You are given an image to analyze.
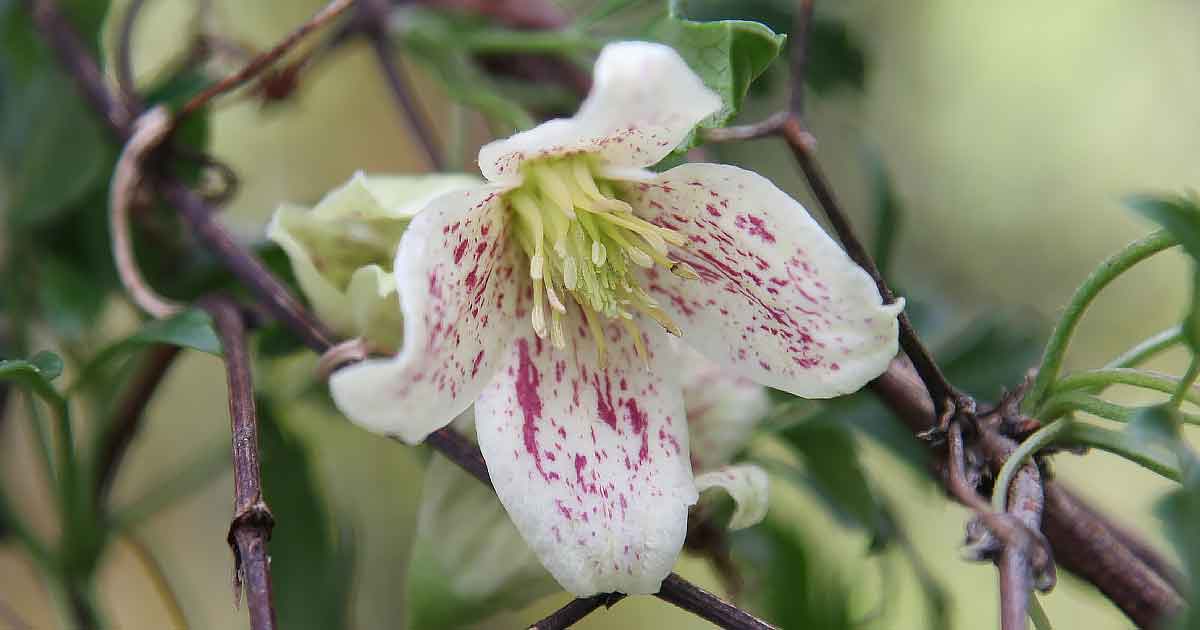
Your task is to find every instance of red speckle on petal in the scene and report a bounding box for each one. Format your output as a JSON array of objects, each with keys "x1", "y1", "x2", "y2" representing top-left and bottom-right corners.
[
  {"x1": 516, "y1": 339, "x2": 554, "y2": 481},
  {"x1": 734, "y1": 214, "x2": 776, "y2": 243}
]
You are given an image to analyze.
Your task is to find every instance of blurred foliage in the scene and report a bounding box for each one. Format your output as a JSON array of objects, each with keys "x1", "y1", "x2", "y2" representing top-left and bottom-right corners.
[
  {"x1": 732, "y1": 518, "x2": 854, "y2": 630},
  {"x1": 257, "y1": 398, "x2": 355, "y2": 630}
]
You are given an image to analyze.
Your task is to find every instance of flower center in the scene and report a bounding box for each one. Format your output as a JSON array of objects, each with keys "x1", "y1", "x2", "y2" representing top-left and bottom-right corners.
[{"x1": 505, "y1": 155, "x2": 697, "y2": 365}]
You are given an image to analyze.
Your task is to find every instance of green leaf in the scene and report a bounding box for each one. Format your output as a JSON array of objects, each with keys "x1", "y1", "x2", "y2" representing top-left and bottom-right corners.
[
  {"x1": 0, "y1": 354, "x2": 68, "y2": 412},
  {"x1": 405, "y1": 453, "x2": 558, "y2": 630},
  {"x1": 257, "y1": 398, "x2": 354, "y2": 630},
  {"x1": 936, "y1": 313, "x2": 1045, "y2": 399},
  {"x1": 1157, "y1": 478, "x2": 1200, "y2": 629},
  {"x1": 1188, "y1": 270, "x2": 1200, "y2": 355},
  {"x1": 1, "y1": 0, "x2": 114, "y2": 228},
  {"x1": 779, "y1": 421, "x2": 894, "y2": 547},
  {"x1": 653, "y1": 0, "x2": 786, "y2": 145},
  {"x1": 119, "y1": 309, "x2": 222, "y2": 356},
  {"x1": 732, "y1": 518, "x2": 854, "y2": 630},
  {"x1": 37, "y1": 256, "x2": 109, "y2": 342},
  {"x1": 1128, "y1": 195, "x2": 1200, "y2": 261},
  {"x1": 1, "y1": 59, "x2": 111, "y2": 228},
  {"x1": 396, "y1": 8, "x2": 536, "y2": 133},
  {"x1": 1127, "y1": 195, "x2": 1200, "y2": 353},
  {"x1": 865, "y1": 149, "x2": 901, "y2": 280},
  {"x1": 805, "y1": 17, "x2": 866, "y2": 94},
  {"x1": 72, "y1": 310, "x2": 221, "y2": 391},
  {"x1": 1128, "y1": 404, "x2": 1186, "y2": 455}
]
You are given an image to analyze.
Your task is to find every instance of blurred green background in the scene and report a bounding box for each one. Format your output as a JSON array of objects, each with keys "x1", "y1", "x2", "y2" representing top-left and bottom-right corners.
[{"x1": 2, "y1": 0, "x2": 1197, "y2": 628}]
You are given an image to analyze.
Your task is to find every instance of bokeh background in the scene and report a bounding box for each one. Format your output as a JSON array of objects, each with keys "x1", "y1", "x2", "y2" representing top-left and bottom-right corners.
[{"x1": 2, "y1": 0, "x2": 1197, "y2": 628}]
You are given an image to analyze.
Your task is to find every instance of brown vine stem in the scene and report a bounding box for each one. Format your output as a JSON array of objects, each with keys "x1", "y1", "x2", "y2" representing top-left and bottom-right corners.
[
  {"x1": 655, "y1": 574, "x2": 777, "y2": 630},
  {"x1": 789, "y1": 0, "x2": 814, "y2": 117},
  {"x1": 876, "y1": 359, "x2": 1183, "y2": 627},
  {"x1": 203, "y1": 296, "x2": 277, "y2": 630},
  {"x1": 529, "y1": 593, "x2": 624, "y2": 630},
  {"x1": 700, "y1": 2, "x2": 963, "y2": 423},
  {"x1": 534, "y1": 572, "x2": 778, "y2": 630},
  {"x1": 174, "y1": 0, "x2": 354, "y2": 122}
]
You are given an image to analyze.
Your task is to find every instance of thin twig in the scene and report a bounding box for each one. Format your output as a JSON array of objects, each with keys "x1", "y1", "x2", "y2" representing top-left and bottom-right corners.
[
  {"x1": 357, "y1": 0, "x2": 444, "y2": 170},
  {"x1": 779, "y1": 117, "x2": 960, "y2": 418},
  {"x1": 529, "y1": 594, "x2": 624, "y2": 630},
  {"x1": 788, "y1": 0, "x2": 814, "y2": 117},
  {"x1": 654, "y1": 574, "x2": 778, "y2": 630},
  {"x1": 700, "y1": 111, "x2": 791, "y2": 143},
  {"x1": 114, "y1": 0, "x2": 148, "y2": 105},
  {"x1": 159, "y1": 178, "x2": 336, "y2": 352},
  {"x1": 203, "y1": 296, "x2": 277, "y2": 630},
  {"x1": 175, "y1": 0, "x2": 354, "y2": 122},
  {"x1": 701, "y1": 2, "x2": 963, "y2": 420},
  {"x1": 94, "y1": 344, "x2": 182, "y2": 504},
  {"x1": 27, "y1": 0, "x2": 131, "y2": 130}
]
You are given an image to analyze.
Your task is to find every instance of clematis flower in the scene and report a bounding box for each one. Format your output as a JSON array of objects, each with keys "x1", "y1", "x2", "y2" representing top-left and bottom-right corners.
[
  {"x1": 406, "y1": 350, "x2": 771, "y2": 629},
  {"x1": 330, "y1": 41, "x2": 902, "y2": 596},
  {"x1": 268, "y1": 172, "x2": 479, "y2": 351}
]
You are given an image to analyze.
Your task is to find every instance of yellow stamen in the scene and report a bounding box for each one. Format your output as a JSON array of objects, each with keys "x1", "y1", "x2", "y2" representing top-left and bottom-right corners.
[{"x1": 507, "y1": 154, "x2": 700, "y2": 362}]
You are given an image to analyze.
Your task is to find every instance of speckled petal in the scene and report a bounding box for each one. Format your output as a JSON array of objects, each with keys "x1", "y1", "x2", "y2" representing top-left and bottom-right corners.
[
  {"x1": 478, "y1": 41, "x2": 721, "y2": 184},
  {"x1": 627, "y1": 163, "x2": 902, "y2": 398},
  {"x1": 694, "y1": 464, "x2": 769, "y2": 530},
  {"x1": 330, "y1": 186, "x2": 524, "y2": 443},
  {"x1": 680, "y1": 347, "x2": 772, "y2": 472},
  {"x1": 474, "y1": 315, "x2": 697, "y2": 596}
]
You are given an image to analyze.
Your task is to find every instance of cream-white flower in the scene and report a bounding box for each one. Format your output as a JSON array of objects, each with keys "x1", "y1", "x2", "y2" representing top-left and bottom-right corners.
[
  {"x1": 331, "y1": 41, "x2": 901, "y2": 596},
  {"x1": 408, "y1": 354, "x2": 771, "y2": 627},
  {"x1": 268, "y1": 172, "x2": 479, "y2": 350}
]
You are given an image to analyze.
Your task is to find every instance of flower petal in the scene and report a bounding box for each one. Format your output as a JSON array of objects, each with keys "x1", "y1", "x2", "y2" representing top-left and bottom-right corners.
[
  {"x1": 628, "y1": 163, "x2": 902, "y2": 398},
  {"x1": 694, "y1": 464, "x2": 769, "y2": 531},
  {"x1": 329, "y1": 186, "x2": 524, "y2": 443},
  {"x1": 478, "y1": 41, "x2": 721, "y2": 184},
  {"x1": 474, "y1": 318, "x2": 697, "y2": 596},
  {"x1": 680, "y1": 347, "x2": 772, "y2": 472},
  {"x1": 267, "y1": 172, "x2": 481, "y2": 344},
  {"x1": 406, "y1": 449, "x2": 559, "y2": 629},
  {"x1": 343, "y1": 264, "x2": 402, "y2": 351}
]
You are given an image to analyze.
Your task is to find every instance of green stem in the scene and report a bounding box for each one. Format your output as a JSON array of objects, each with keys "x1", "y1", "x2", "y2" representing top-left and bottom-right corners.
[
  {"x1": 1023, "y1": 230, "x2": 1178, "y2": 413},
  {"x1": 1170, "y1": 356, "x2": 1200, "y2": 409},
  {"x1": 1064, "y1": 422, "x2": 1182, "y2": 482},
  {"x1": 1104, "y1": 325, "x2": 1183, "y2": 370},
  {"x1": 1052, "y1": 368, "x2": 1200, "y2": 405},
  {"x1": 991, "y1": 419, "x2": 1070, "y2": 513},
  {"x1": 26, "y1": 396, "x2": 58, "y2": 488},
  {"x1": 1042, "y1": 391, "x2": 1200, "y2": 425},
  {"x1": 1029, "y1": 596, "x2": 1053, "y2": 630}
]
